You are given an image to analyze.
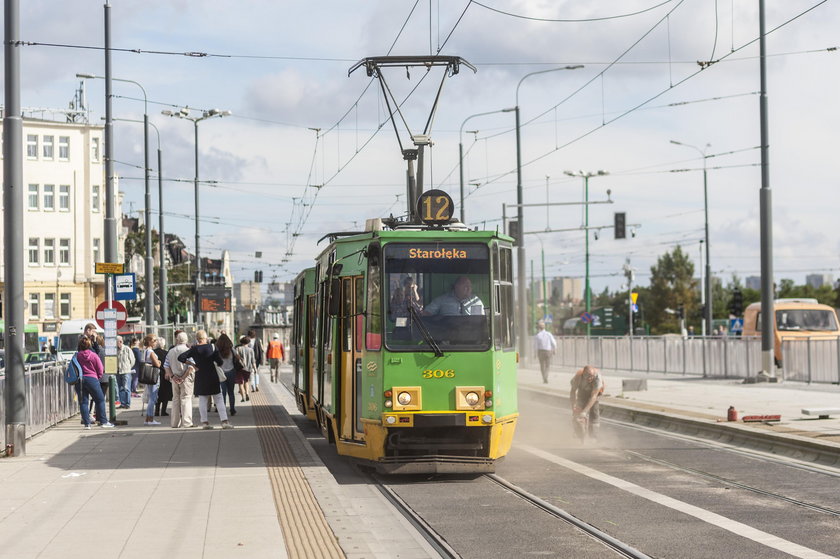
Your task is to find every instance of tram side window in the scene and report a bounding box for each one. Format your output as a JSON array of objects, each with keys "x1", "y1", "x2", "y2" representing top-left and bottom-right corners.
[
  {"x1": 494, "y1": 246, "x2": 514, "y2": 349},
  {"x1": 366, "y1": 258, "x2": 382, "y2": 350},
  {"x1": 342, "y1": 278, "x2": 352, "y2": 352}
]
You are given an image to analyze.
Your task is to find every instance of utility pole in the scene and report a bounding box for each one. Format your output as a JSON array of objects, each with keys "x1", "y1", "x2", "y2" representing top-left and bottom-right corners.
[
  {"x1": 758, "y1": 0, "x2": 775, "y2": 376},
  {"x1": 4, "y1": 0, "x2": 26, "y2": 456}
]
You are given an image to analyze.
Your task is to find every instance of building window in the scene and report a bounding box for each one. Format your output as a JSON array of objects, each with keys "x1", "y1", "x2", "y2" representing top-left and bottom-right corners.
[
  {"x1": 58, "y1": 136, "x2": 70, "y2": 160},
  {"x1": 93, "y1": 238, "x2": 101, "y2": 263},
  {"x1": 92, "y1": 184, "x2": 100, "y2": 212},
  {"x1": 28, "y1": 238, "x2": 39, "y2": 265},
  {"x1": 91, "y1": 137, "x2": 100, "y2": 162},
  {"x1": 27, "y1": 134, "x2": 38, "y2": 159},
  {"x1": 43, "y1": 184, "x2": 55, "y2": 211},
  {"x1": 28, "y1": 184, "x2": 39, "y2": 210},
  {"x1": 44, "y1": 238, "x2": 55, "y2": 265},
  {"x1": 59, "y1": 185, "x2": 70, "y2": 210},
  {"x1": 60, "y1": 293, "x2": 71, "y2": 319},
  {"x1": 42, "y1": 135, "x2": 54, "y2": 159},
  {"x1": 29, "y1": 293, "x2": 40, "y2": 319},
  {"x1": 59, "y1": 239, "x2": 70, "y2": 265},
  {"x1": 44, "y1": 293, "x2": 55, "y2": 320}
]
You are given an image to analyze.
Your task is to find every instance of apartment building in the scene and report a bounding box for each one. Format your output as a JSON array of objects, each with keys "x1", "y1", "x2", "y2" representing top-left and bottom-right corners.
[{"x1": 0, "y1": 116, "x2": 112, "y2": 348}]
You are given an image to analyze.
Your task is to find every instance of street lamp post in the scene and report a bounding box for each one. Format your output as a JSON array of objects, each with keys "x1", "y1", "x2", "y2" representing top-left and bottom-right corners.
[
  {"x1": 111, "y1": 117, "x2": 167, "y2": 326},
  {"x1": 77, "y1": 73, "x2": 156, "y2": 333},
  {"x1": 564, "y1": 170, "x2": 608, "y2": 337},
  {"x1": 671, "y1": 140, "x2": 712, "y2": 337},
  {"x1": 514, "y1": 64, "x2": 583, "y2": 361},
  {"x1": 162, "y1": 108, "x2": 231, "y2": 327},
  {"x1": 459, "y1": 108, "x2": 514, "y2": 223}
]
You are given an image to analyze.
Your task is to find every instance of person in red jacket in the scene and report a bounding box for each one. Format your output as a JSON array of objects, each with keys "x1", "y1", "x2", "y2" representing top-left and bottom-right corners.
[
  {"x1": 75, "y1": 336, "x2": 115, "y2": 429},
  {"x1": 266, "y1": 333, "x2": 285, "y2": 383}
]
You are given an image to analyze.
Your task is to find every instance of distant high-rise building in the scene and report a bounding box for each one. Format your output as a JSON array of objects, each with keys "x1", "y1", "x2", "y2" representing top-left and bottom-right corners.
[
  {"x1": 805, "y1": 274, "x2": 833, "y2": 289},
  {"x1": 550, "y1": 277, "x2": 583, "y2": 305},
  {"x1": 745, "y1": 276, "x2": 761, "y2": 291}
]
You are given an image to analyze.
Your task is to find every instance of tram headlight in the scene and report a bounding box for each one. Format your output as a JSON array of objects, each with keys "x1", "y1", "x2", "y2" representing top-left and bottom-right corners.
[
  {"x1": 384, "y1": 399, "x2": 393, "y2": 408},
  {"x1": 397, "y1": 392, "x2": 412, "y2": 406},
  {"x1": 464, "y1": 391, "x2": 480, "y2": 406},
  {"x1": 484, "y1": 398, "x2": 493, "y2": 407}
]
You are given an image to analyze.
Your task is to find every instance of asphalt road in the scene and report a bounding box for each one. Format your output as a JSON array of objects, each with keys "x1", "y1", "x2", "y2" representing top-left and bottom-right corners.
[{"x1": 286, "y1": 377, "x2": 840, "y2": 558}]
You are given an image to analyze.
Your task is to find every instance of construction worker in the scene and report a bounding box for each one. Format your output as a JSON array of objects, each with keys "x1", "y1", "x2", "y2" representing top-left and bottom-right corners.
[
  {"x1": 266, "y1": 333, "x2": 285, "y2": 383},
  {"x1": 569, "y1": 365, "x2": 605, "y2": 440}
]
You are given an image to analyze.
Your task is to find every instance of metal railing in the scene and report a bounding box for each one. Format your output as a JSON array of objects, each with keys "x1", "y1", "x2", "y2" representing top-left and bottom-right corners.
[
  {"x1": 1, "y1": 362, "x2": 78, "y2": 450},
  {"x1": 553, "y1": 335, "x2": 840, "y2": 384}
]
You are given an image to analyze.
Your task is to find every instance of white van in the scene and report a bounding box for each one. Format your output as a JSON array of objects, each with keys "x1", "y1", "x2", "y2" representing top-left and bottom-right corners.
[{"x1": 57, "y1": 319, "x2": 103, "y2": 360}]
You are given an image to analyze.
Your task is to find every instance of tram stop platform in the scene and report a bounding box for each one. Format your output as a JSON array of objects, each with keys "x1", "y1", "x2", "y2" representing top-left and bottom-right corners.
[{"x1": 2, "y1": 363, "x2": 840, "y2": 559}]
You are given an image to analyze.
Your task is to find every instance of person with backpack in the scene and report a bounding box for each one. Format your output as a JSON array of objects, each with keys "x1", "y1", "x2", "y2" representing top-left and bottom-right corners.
[{"x1": 74, "y1": 336, "x2": 114, "y2": 430}]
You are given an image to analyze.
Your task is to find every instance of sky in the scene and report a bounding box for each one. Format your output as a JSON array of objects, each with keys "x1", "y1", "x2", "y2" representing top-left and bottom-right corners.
[{"x1": 5, "y1": 0, "x2": 840, "y2": 297}]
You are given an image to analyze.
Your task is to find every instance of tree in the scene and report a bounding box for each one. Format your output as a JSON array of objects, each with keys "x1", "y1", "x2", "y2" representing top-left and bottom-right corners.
[{"x1": 647, "y1": 246, "x2": 697, "y2": 334}]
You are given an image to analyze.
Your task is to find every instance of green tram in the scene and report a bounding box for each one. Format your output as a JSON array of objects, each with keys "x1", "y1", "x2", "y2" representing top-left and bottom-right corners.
[{"x1": 292, "y1": 219, "x2": 519, "y2": 474}]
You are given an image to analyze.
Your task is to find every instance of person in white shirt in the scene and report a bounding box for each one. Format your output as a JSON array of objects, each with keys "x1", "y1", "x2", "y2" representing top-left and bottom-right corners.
[{"x1": 533, "y1": 320, "x2": 557, "y2": 384}]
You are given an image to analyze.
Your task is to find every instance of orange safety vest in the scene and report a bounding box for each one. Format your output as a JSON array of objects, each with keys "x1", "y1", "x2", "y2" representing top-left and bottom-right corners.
[{"x1": 267, "y1": 339, "x2": 284, "y2": 360}]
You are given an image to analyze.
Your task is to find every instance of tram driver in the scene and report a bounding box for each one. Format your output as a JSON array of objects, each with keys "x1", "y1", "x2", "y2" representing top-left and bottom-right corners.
[{"x1": 423, "y1": 276, "x2": 484, "y2": 316}]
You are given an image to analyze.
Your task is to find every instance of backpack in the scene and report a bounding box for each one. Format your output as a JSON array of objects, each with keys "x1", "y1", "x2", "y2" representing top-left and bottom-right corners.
[{"x1": 64, "y1": 354, "x2": 83, "y2": 384}]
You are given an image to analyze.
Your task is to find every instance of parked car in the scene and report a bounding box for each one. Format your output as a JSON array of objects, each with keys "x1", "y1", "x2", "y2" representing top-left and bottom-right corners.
[{"x1": 24, "y1": 352, "x2": 57, "y2": 365}]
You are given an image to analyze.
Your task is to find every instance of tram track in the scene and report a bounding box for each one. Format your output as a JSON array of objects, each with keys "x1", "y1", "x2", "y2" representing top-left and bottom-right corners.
[
  {"x1": 624, "y1": 449, "x2": 840, "y2": 518},
  {"x1": 484, "y1": 473, "x2": 652, "y2": 559}
]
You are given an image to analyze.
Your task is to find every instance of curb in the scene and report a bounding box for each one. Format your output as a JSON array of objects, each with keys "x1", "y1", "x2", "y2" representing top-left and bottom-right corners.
[{"x1": 520, "y1": 383, "x2": 840, "y2": 468}]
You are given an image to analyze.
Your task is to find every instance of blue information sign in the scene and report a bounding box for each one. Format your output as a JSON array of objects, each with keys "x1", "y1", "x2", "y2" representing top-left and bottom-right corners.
[{"x1": 113, "y1": 273, "x2": 137, "y2": 301}]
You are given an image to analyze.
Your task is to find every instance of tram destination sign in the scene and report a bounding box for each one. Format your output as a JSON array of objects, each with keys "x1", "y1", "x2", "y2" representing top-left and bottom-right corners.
[
  {"x1": 198, "y1": 286, "x2": 232, "y2": 312},
  {"x1": 386, "y1": 243, "x2": 486, "y2": 260}
]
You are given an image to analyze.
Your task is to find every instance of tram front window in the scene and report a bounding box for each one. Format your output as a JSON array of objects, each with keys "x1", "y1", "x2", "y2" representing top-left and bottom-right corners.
[{"x1": 384, "y1": 243, "x2": 491, "y2": 351}]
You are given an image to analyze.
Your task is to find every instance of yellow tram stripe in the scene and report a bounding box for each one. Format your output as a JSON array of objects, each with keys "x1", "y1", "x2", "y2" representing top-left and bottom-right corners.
[{"x1": 251, "y1": 390, "x2": 345, "y2": 559}]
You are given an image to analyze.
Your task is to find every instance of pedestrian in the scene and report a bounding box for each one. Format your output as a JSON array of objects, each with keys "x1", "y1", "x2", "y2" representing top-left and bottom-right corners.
[
  {"x1": 154, "y1": 336, "x2": 171, "y2": 417},
  {"x1": 215, "y1": 333, "x2": 239, "y2": 416},
  {"x1": 235, "y1": 336, "x2": 256, "y2": 403},
  {"x1": 141, "y1": 335, "x2": 162, "y2": 426},
  {"x1": 248, "y1": 329, "x2": 263, "y2": 392},
  {"x1": 130, "y1": 337, "x2": 142, "y2": 397},
  {"x1": 74, "y1": 336, "x2": 114, "y2": 429},
  {"x1": 164, "y1": 331, "x2": 194, "y2": 428},
  {"x1": 115, "y1": 337, "x2": 134, "y2": 409},
  {"x1": 569, "y1": 365, "x2": 605, "y2": 440},
  {"x1": 177, "y1": 329, "x2": 232, "y2": 429},
  {"x1": 267, "y1": 333, "x2": 285, "y2": 383},
  {"x1": 533, "y1": 320, "x2": 557, "y2": 384}
]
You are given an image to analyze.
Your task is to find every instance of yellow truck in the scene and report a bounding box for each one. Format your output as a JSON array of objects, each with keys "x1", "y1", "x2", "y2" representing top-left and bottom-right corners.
[{"x1": 742, "y1": 298, "x2": 840, "y2": 366}]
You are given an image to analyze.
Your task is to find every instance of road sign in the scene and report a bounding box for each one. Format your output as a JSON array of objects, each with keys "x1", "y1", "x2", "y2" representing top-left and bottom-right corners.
[
  {"x1": 113, "y1": 273, "x2": 137, "y2": 301},
  {"x1": 543, "y1": 313, "x2": 553, "y2": 324},
  {"x1": 580, "y1": 311, "x2": 594, "y2": 324},
  {"x1": 95, "y1": 262, "x2": 124, "y2": 274},
  {"x1": 729, "y1": 318, "x2": 744, "y2": 333},
  {"x1": 631, "y1": 303, "x2": 638, "y2": 313},
  {"x1": 630, "y1": 292, "x2": 638, "y2": 304},
  {"x1": 95, "y1": 300, "x2": 127, "y2": 329}
]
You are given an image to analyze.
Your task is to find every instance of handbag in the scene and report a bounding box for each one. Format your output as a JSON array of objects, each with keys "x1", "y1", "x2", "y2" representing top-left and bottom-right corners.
[
  {"x1": 214, "y1": 363, "x2": 227, "y2": 383},
  {"x1": 139, "y1": 362, "x2": 160, "y2": 385}
]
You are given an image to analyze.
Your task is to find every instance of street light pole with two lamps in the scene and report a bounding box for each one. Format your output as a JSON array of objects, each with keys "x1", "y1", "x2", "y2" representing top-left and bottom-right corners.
[
  {"x1": 161, "y1": 107, "x2": 231, "y2": 327},
  {"x1": 671, "y1": 139, "x2": 712, "y2": 337},
  {"x1": 563, "y1": 169, "x2": 608, "y2": 337}
]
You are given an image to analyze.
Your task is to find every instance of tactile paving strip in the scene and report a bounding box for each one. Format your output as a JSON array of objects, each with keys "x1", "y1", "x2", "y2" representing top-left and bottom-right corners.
[{"x1": 251, "y1": 390, "x2": 346, "y2": 558}]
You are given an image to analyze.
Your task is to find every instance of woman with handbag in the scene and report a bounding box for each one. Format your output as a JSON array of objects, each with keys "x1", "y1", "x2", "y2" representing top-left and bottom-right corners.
[
  {"x1": 75, "y1": 336, "x2": 115, "y2": 429},
  {"x1": 234, "y1": 336, "x2": 256, "y2": 403},
  {"x1": 215, "y1": 333, "x2": 240, "y2": 416},
  {"x1": 177, "y1": 329, "x2": 232, "y2": 429},
  {"x1": 141, "y1": 335, "x2": 163, "y2": 426},
  {"x1": 154, "y1": 336, "x2": 172, "y2": 417}
]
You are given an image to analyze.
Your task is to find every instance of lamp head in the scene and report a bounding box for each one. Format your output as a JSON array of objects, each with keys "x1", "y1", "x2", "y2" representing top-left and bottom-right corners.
[
  {"x1": 161, "y1": 110, "x2": 173, "y2": 116},
  {"x1": 75, "y1": 73, "x2": 96, "y2": 79}
]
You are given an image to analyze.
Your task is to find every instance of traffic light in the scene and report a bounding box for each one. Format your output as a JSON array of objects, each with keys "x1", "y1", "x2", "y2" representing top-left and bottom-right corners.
[
  {"x1": 507, "y1": 220, "x2": 520, "y2": 243},
  {"x1": 730, "y1": 288, "x2": 743, "y2": 316},
  {"x1": 254, "y1": 270, "x2": 263, "y2": 283},
  {"x1": 677, "y1": 304, "x2": 685, "y2": 319},
  {"x1": 614, "y1": 212, "x2": 626, "y2": 239}
]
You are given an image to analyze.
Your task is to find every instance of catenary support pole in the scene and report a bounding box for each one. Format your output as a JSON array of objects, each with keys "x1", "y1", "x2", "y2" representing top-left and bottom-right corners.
[
  {"x1": 3, "y1": 0, "x2": 26, "y2": 456},
  {"x1": 758, "y1": 0, "x2": 775, "y2": 375}
]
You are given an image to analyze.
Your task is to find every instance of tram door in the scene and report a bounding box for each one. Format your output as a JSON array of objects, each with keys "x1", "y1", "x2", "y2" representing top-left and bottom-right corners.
[
  {"x1": 339, "y1": 276, "x2": 365, "y2": 441},
  {"x1": 306, "y1": 294, "x2": 316, "y2": 416}
]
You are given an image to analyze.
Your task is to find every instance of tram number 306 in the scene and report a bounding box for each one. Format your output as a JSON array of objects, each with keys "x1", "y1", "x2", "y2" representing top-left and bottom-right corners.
[{"x1": 422, "y1": 369, "x2": 455, "y2": 379}]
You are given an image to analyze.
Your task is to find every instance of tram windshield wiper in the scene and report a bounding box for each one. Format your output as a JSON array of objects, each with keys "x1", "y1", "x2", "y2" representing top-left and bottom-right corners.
[{"x1": 408, "y1": 304, "x2": 444, "y2": 357}]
